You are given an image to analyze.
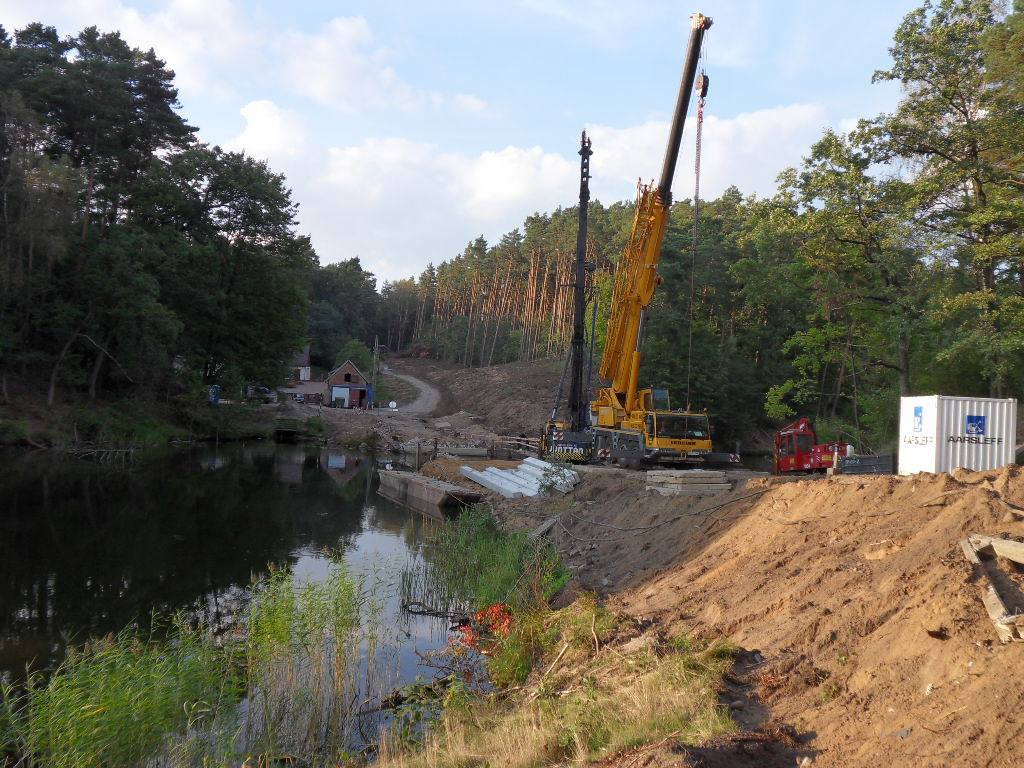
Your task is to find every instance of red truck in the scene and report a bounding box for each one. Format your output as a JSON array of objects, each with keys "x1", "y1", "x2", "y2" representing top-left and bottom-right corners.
[{"x1": 773, "y1": 418, "x2": 853, "y2": 474}]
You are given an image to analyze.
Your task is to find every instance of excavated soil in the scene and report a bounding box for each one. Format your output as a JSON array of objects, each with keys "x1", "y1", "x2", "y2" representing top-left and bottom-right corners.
[
  {"x1": 492, "y1": 465, "x2": 1024, "y2": 768},
  {"x1": 393, "y1": 357, "x2": 562, "y2": 436}
]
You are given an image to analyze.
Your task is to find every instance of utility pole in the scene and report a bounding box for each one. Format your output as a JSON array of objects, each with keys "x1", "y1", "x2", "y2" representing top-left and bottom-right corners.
[
  {"x1": 566, "y1": 131, "x2": 592, "y2": 432},
  {"x1": 371, "y1": 335, "x2": 379, "y2": 409}
]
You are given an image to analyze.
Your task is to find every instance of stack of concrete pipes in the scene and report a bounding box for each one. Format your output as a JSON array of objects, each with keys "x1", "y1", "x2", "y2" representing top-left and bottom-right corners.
[{"x1": 460, "y1": 458, "x2": 580, "y2": 499}]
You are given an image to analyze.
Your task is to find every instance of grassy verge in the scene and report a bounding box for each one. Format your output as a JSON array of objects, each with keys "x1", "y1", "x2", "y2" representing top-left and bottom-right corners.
[
  {"x1": 378, "y1": 597, "x2": 737, "y2": 767},
  {"x1": 0, "y1": 508, "x2": 738, "y2": 767},
  {"x1": 68, "y1": 403, "x2": 187, "y2": 445},
  {"x1": 391, "y1": 508, "x2": 737, "y2": 767},
  {"x1": 0, "y1": 418, "x2": 32, "y2": 446},
  {"x1": 0, "y1": 386, "x2": 276, "y2": 449}
]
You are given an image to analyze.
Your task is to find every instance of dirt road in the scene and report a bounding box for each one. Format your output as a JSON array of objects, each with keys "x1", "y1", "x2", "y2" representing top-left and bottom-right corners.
[{"x1": 381, "y1": 365, "x2": 440, "y2": 416}]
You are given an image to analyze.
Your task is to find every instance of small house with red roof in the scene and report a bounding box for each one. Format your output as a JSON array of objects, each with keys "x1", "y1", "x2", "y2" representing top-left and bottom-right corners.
[{"x1": 326, "y1": 360, "x2": 369, "y2": 408}]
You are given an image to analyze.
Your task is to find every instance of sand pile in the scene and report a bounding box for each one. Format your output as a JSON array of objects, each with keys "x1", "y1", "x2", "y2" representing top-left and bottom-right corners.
[
  {"x1": 608, "y1": 467, "x2": 1024, "y2": 767},
  {"x1": 489, "y1": 465, "x2": 1024, "y2": 765}
]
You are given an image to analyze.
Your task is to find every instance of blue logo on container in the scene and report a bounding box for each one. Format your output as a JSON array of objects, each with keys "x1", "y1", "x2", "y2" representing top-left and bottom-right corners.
[
  {"x1": 912, "y1": 406, "x2": 923, "y2": 432},
  {"x1": 966, "y1": 415, "x2": 985, "y2": 436}
]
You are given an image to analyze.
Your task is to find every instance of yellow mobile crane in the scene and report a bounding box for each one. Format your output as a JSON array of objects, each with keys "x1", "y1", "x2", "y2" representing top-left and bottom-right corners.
[{"x1": 590, "y1": 12, "x2": 736, "y2": 468}]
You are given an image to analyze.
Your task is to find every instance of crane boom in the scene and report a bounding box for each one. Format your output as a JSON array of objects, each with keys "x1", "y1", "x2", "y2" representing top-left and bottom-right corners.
[{"x1": 594, "y1": 12, "x2": 711, "y2": 426}]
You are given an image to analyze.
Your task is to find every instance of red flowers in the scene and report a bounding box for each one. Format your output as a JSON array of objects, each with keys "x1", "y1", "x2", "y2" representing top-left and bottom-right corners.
[
  {"x1": 475, "y1": 603, "x2": 513, "y2": 637},
  {"x1": 451, "y1": 603, "x2": 513, "y2": 650}
]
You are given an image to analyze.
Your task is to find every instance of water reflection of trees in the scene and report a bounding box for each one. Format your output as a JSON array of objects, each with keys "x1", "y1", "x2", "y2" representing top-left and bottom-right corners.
[{"x1": 0, "y1": 444, "x2": 370, "y2": 673}]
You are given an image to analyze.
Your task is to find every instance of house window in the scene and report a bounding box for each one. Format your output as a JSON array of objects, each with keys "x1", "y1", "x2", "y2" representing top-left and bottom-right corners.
[{"x1": 344, "y1": 373, "x2": 351, "y2": 382}]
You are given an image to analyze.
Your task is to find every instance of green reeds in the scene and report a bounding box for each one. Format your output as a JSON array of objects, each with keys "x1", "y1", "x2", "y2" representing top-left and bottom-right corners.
[
  {"x1": 402, "y1": 506, "x2": 569, "y2": 614},
  {"x1": 0, "y1": 560, "x2": 383, "y2": 768},
  {"x1": 0, "y1": 620, "x2": 235, "y2": 768},
  {"x1": 242, "y1": 562, "x2": 368, "y2": 763}
]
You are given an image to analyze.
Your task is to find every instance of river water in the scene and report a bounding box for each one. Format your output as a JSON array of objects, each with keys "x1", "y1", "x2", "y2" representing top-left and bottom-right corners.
[{"x1": 0, "y1": 442, "x2": 450, "y2": 691}]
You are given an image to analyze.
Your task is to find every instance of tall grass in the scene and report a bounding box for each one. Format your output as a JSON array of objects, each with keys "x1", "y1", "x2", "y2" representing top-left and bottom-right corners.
[
  {"x1": 70, "y1": 405, "x2": 185, "y2": 446},
  {"x1": 0, "y1": 561, "x2": 378, "y2": 768},
  {"x1": 402, "y1": 506, "x2": 569, "y2": 614},
  {"x1": 241, "y1": 562, "x2": 368, "y2": 764},
  {"x1": 0, "y1": 621, "x2": 235, "y2": 768},
  {"x1": 388, "y1": 511, "x2": 743, "y2": 767}
]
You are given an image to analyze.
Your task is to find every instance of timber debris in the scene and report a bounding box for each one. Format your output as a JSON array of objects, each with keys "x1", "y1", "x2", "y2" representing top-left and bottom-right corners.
[{"x1": 961, "y1": 533, "x2": 1024, "y2": 643}]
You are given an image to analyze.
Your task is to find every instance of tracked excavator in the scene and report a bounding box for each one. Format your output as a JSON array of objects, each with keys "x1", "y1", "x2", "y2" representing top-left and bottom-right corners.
[{"x1": 544, "y1": 11, "x2": 739, "y2": 468}]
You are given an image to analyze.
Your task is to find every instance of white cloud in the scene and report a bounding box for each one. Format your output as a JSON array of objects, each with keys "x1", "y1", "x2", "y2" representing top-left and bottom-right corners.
[
  {"x1": 278, "y1": 16, "x2": 486, "y2": 115},
  {"x1": 452, "y1": 93, "x2": 488, "y2": 114},
  {"x1": 279, "y1": 17, "x2": 418, "y2": 111},
  {"x1": 306, "y1": 138, "x2": 576, "y2": 278},
  {"x1": 224, "y1": 100, "x2": 306, "y2": 161},
  {"x1": 515, "y1": 0, "x2": 757, "y2": 66},
  {"x1": 517, "y1": 0, "x2": 641, "y2": 45},
  {"x1": 692, "y1": 103, "x2": 828, "y2": 196},
  {"x1": 294, "y1": 102, "x2": 830, "y2": 283},
  {"x1": 452, "y1": 146, "x2": 577, "y2": 221},
  {"x1": 837, "y1": 117, "x2": 861, "y2": 136},
  {"x1": 586, "y1": 103, "x2": 828, "y2": 202},
  {"x1": 1, "y1": 4, "x2": 484, "y2": 115}
]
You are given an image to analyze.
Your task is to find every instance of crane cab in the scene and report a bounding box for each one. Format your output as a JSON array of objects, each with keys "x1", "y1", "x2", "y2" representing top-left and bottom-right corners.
[
  {"x1": 591, "y1": 387, "x2": 735, "y2": 467},
  {"x1": 773, "y1": 417, "x2": 852, "y2": 474}
]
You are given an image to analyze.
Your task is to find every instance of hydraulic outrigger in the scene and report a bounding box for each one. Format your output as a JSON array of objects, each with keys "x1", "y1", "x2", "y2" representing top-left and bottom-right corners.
[{"x1": 545, "y1": 12, "x2": 738, "y2": 468}]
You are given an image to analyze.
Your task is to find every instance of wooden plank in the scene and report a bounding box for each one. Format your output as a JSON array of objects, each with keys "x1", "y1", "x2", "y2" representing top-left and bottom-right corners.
[
  {"x1": 981, "y1": 587, "x2": 1020, "y2": 643},
  {"x1": 963, "y1": 534, "x2": 1024, "y2": 643},
  {"x1": 960, "y1": 537, "x2": 982, "y2": 566},
  {"x1": 529, "y1": 516, "x2": 560, "y2": 541},
  {"x1": 971, "y1": 535, "x2": 1024, "y2": 565}
]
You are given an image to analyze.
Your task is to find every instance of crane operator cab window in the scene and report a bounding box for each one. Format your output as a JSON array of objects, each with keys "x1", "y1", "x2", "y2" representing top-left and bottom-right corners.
[
  {"x1": 655, "y1": 414, "x2": 710, "y2": 440},
  {"x1": 645, "y1": 414, "x2": 655, "y2": 437},
  {"x1": 778, "y1": 436, "x2": 791, "y2": 457},
  {"x1": 795, "y1": 434, "x2": 813, "y2": 454}
]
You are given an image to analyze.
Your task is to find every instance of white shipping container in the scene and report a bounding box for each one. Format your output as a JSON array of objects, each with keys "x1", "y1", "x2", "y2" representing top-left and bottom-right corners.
[{"x1": 898, "y1": 395, "x2": 1017, "y2": 475}]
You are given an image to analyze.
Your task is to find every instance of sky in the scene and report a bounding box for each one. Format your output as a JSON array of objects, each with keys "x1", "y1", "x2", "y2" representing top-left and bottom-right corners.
[{"x1": 1, "y1": 0, "x2": 919, "y2": 285}]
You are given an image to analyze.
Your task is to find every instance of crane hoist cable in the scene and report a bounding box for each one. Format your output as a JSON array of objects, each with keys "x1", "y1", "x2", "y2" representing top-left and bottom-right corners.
[{"x1": 684, "y1": 56, "x2": 709, "y2": 412}]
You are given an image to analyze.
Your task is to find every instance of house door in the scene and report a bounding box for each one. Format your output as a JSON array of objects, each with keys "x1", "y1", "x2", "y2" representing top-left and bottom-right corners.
[{"x1": 331, "y1": 386, "x2": 350, "y2": 407}]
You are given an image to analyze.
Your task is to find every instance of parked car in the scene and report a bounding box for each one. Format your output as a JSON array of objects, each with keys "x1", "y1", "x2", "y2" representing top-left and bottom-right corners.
[{"x1": 294, "y1": 393, "x2": 305, "y2": 403}]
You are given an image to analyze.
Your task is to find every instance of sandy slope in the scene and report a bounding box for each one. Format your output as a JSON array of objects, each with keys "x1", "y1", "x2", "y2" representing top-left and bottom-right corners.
[
  {"x1": 493, "y1": 466, "x2": 1024, "y2": 767},
  {"x1": 392, "y1": 357, "x2": 563, "y2": 436}
]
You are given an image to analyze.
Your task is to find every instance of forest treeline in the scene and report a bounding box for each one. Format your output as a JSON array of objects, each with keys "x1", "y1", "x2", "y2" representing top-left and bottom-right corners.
[
  {"x1": 2, "y1": 0, "x2": 1022, "y2": 450},
  {"x1": 368, "y1": 0, "x2": 1024, "y2": 448},
  {"x1": 0, "y1": 23, "x2": 314, "y2": 409}
]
